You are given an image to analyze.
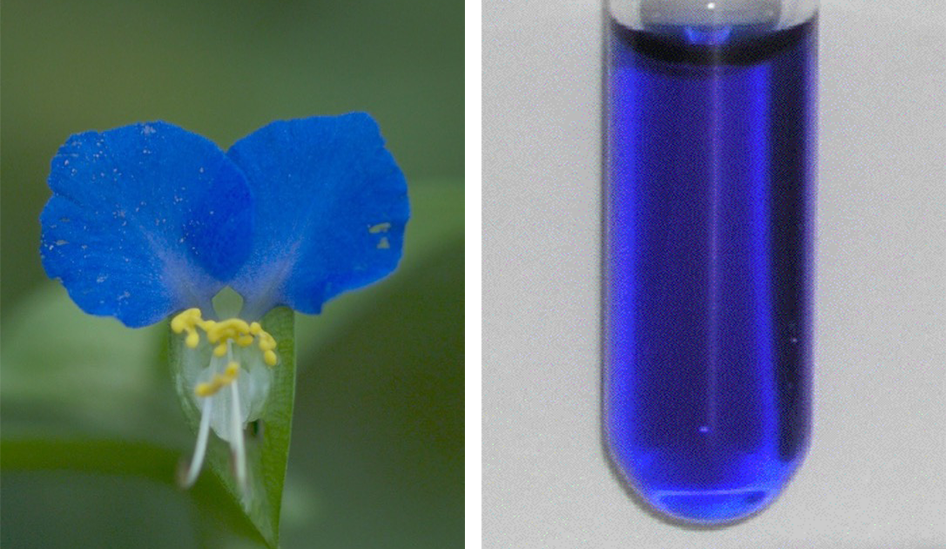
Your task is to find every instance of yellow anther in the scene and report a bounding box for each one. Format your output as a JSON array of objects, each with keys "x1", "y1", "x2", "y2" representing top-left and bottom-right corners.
[
  {"x1": 173, "y1": 308, "x2": 280, "y2": 368},
  {"x1": 197, "y1": 321, "x2": 215, "y2": 340},
  {"x1": 232, "y1": 319, "x2": 250, "y2": 332},
  {"x1": 194, "y1": 364, "x2": 240, "y2": 398},
  {"x1": 171, "y1": 315, "x2": 187, "y2": 333},
  {"x1": 206, "y1": 328, "x2": 223, "y2": 344},
  {"x1": 171, "y1": 308, "x2": 202, "y2": 333},
  {"x1": 216, "y1": 319, "x2": 249, "y2": 335},
  {"x1": 172, "y1": 308, "x2": 206, "y2": 348},
  {"x1": 369, "y1": 222, "x2": 391, "y2": 233},
  {"x1": 197, "y1": 379, "x2": 222, "y2": 397}
]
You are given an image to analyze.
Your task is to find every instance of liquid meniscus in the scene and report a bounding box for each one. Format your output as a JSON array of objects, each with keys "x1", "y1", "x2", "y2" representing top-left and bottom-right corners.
[{"x1": 604, "y1": 16, "x2": 816, "y2": 524}]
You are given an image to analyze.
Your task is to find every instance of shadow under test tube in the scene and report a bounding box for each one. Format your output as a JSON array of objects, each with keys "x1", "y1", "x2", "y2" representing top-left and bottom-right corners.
[{"x1": 604, "y1": 0, "x2": 817, "y2": 524}]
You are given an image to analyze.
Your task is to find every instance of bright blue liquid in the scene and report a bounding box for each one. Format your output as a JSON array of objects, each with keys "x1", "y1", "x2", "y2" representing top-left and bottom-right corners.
[{"x1": 605, "y1": 17, "x2": 816, "y2": 524}]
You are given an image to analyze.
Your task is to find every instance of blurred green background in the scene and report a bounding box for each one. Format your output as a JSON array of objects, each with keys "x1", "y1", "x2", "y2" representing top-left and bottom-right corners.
[{"x1": 0, "y1": 0, "x2": 464, "y2": 548}]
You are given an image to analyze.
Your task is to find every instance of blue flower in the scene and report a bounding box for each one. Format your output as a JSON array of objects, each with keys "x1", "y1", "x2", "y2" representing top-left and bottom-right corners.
[{"x1": 40, "y1": 114, "x2": 409, "y2": 488}]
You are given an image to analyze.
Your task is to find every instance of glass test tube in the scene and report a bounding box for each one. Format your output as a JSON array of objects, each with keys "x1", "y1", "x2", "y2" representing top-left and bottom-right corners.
[{"x1": 604, "y1": 0, "x2": 817, "y2": 524}]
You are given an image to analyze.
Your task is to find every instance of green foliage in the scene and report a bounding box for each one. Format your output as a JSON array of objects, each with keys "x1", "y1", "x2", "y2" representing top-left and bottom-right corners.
[{"x1": 0, "y1": 284, "x2": 172, "y2": 441}]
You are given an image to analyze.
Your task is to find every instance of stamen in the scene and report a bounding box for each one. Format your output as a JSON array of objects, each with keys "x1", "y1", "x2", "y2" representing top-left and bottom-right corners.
[
  {"x1": 194, "y1": 359, "x2": 241, "y2": 397},
  {"x1": 257, "y1": 332, "x2": 278, "y2": 366},
  {"x1": 171, "y1": 308, "x2": 205, "y2": 348},
  {"x1": 170, "y1": 308, "x2": 280, "y2": 366},
  {"x1": 230, "y1": 370, "x2": 247, "y2": 489},
  {"x1": 182, "y1": 396, "x2": 214, "y2": 488}
]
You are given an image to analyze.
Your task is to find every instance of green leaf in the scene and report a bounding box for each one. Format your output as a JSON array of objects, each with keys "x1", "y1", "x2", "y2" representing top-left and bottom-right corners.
[
  {"x1": 169, "y1": 307, "x2": 296, "y2": 549},
  {"x1": 0, "y1": 284, "x2": 182, "y2": 443}
]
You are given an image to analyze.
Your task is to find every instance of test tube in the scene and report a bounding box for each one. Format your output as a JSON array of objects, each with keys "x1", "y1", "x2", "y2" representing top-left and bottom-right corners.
[{"x1": 604, "y1": 0, "x2": 817, "y2": 524}]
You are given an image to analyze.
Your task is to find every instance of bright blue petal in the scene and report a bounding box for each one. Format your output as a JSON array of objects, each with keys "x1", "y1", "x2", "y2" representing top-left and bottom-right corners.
[
  {"x1": 226, "y1": 113, "x2": 409, "y2": 317},
  {"x1": 40, "y1": 122, "x2": 254, "y2": 327},
  {"x1": 183, "y1": 158, "x2": 254, "y2": 281}
]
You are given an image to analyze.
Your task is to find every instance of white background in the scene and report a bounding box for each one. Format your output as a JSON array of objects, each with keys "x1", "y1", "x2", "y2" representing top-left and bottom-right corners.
[{"x1": 482, "y1": 0, "x2": 946, "y2": 546}]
